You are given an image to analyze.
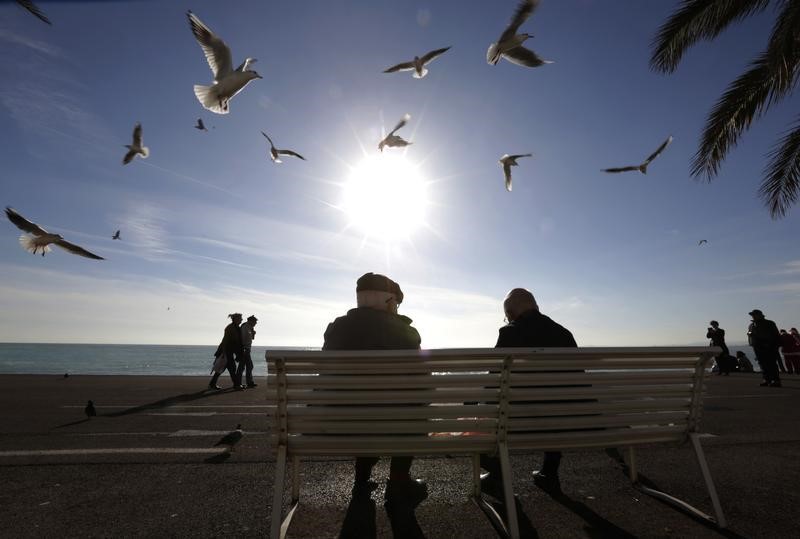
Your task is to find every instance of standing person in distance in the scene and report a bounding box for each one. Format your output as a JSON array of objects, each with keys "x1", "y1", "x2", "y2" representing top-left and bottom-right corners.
[
  {"x1": 209, "y1": 313, "x2": 244, "y2": 390},
  {"x1": 747, "y1": 309, "x2": 782, "y2": 387},
  {"x1": 238, "y1": 315, "x2": 258, "y2": 388},
  {"x1": 707, "y1": 320, "x2": 731, "y2": 375},
  {"x1": 779, "y1": 329, "x2": 800, "y2": 375}
]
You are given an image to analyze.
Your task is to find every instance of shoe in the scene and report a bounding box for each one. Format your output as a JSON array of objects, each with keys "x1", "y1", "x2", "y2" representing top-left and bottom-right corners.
[
  {"x1": 234, "y1": 385, "x2": 246, "y2": 391},
  {"x1": 769, "y1": 381, "x2": 782, "y2": 387},
  {"x1": 532, "y1": 470, "x2": 561, "y2": 492},
  {"x1": 479, "y1": 472, "x2": 505, "y2": 501},
  {"x1": 384, "y1": 479, "x2": 428, "y2": 510},
  {"x1": 208, "y1": 384, "x2": 221, "y2": 390},
  {"x1": 246, "y1": 383, "x2": 258, "y2": 388},
  {"x1": 760, "y1": 381, "x2": 770, "y2": 386},
  {"x1": 351, "y1": 480, "x2": 378, "y2": 498}
]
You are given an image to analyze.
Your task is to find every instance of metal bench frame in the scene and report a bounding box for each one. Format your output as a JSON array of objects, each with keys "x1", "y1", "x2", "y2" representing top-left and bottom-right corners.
[{"x1": 266, "y1": 347, "x2": 725, "y2": 538}]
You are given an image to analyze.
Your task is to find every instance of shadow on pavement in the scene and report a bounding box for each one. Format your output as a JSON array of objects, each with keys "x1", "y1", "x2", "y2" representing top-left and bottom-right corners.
[
  {"x1": 385, "y1": 504, "x2": 425, "y2": 539},
  {"x1": 204, "y1": 450, "x2": 231, "y2": 464},
  {"x1": 104, "y1": 389, "x2": 228, "y2": 417},
  {"x1": 339, "y1": 494, "x2": 377, "y2": 539},
  {"x1": 542, "y1": 489, "x2": 637, "y2": 539},
  {"x1": 52, "y1": 418, "x2": 90, "y2": 429}
]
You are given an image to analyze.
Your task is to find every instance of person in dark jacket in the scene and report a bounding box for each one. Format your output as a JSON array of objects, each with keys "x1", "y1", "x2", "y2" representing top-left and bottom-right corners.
[
  {"x1": 481, "y1": 288, "x2": 578, "y2": 495},
  {"x1": 322, "y1": 272, "x2": 427, "y2": 513},
  {"x1": 747, "y1": 309, "x2": 782, "y2": 387},
  {"x1": 707, "y1": 321, "x2": 731, "y2": 375},
  {"x1": 208, "y1": 313, "x2": 244, "y2": 390}
]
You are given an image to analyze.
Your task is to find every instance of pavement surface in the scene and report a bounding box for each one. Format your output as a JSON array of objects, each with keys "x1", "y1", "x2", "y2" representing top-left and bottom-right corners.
[{"x1": 0, "y1": 372, "x2": 798, "y2": 538}]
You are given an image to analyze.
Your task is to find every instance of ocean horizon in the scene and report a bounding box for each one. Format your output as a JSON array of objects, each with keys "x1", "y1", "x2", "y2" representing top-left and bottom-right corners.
[{"x1": 0, "y1": 342, "x2": 759, "y2": 376}]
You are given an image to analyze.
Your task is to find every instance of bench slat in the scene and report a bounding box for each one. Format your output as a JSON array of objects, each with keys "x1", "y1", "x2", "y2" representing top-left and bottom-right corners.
[
  {"x1": 507, "y1": 398, "x2": 691, "y2": 416},
  {"x1": 287, "y1": 418, "x2": 497, "y2": 434},
  {"x1": 278, "y1": 404, "x2": 499, "y2": 420},
  {"x1": 507, "y1": 411, "x2": 689, "y2": 431}
]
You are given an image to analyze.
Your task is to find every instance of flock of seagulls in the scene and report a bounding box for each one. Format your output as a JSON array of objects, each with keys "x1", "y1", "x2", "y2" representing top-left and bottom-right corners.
[{"x1": 6, "y1": 0, "x2": 689, "y2": 261}]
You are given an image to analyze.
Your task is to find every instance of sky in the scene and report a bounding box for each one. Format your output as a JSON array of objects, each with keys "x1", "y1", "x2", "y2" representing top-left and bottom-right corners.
[{"x1": 0, "y1": 0, "x2": 798, "y2": 348}]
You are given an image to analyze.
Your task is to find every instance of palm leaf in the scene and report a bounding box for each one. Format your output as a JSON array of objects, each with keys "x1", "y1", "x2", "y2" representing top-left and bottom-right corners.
[
  {"x1": 760, "y1": 118, "x2": 800, "y2": 218},
  {"x1": 650, "y1": 0, "x2": 770, "y2": 73}
]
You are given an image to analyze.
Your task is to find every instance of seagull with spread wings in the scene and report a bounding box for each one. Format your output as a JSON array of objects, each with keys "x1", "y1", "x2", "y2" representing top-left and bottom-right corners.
[
  {"x1": 378, "y1": 114, "x2": 413, "y2": 152},
  {"x1": 122, "y1": 123, "x2": 149, "y2": 165},
  {"x1": 603, "y1": 136, "x2": 673, "y2": 174},
  {"x1": 383, "y1": 47, "x2": 451, "y2": 79},
  {"x1": 261, "y1": 132, "x2": 305, "y2": 163},
  {"x1": 194, "y1": 118, "x2": 208, "y2": 131},
  {"x1": 112, "y1": 230, "x2": 121, "y2": 240},
  {"x1": 499, "y1": 153, "x2": 532, "y2": 192},
  {"x1": 16, "y1": 1, "x2": 50, "y2": 25},
  {"x1": 5, "y1": 207, "x2": 104, "y2": 260},
  {"x1": 487, "y1": 0, "x2": 552, "y2": 68},
  {"x1": 698, "y1": 239, "x2": 708, "y2": 246},
  {"x1": 187, "y1": 11, "x2": 261, "y2": 114}
]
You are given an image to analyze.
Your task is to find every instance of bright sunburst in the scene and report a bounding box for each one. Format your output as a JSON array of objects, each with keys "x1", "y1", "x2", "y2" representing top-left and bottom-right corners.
[{"x1": 341, "y1": 153, "x2": 429, "y2": 242}]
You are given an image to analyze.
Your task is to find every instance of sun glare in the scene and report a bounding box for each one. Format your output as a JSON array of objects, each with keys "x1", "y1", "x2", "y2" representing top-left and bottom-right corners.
[{"x1": 342, "y1": 154, "x2": 428, "y2": 241}]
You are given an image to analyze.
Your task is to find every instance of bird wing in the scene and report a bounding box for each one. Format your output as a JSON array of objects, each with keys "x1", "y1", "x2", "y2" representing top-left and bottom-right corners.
[
  {"x1": 698, "y1": 240, "x2": 707, "y2": 245},
  {"x1": 131, "y1": 123, "x2": 143, "y2": 146},
  {"x1": 509, "y1": 153, "x2": 533, "y2": 160},
  {"x1": 503, "y1": 162, "x2": 513, "y2": 191},
  {"x1": 5, "y1": 207, "x2": 49, "y2": 235},
  {"x1": 383, "y1": 61, "x2": 415, "y2": 73},
  {"x1": 53, "y1": 239, "x2": 104, "y2": 260},
  {"x1": 603, "y1": 166, "x2": 639, "y2": 173},
  {"x1": 642, "y1": 135, "x2": 673, "y2": 165},
  {"x1": 235, "y1": 57, "x2": 257, "y2": 72},
  {"x1": 389, "y1": 114, "x2": 410, "y2": 136},
  {"x1": 17, "y1": 0, "x2": 51, "y2": 24},
  {"x1": 278, "y1": 149, "x2": 305, "y2": 160},
  {"x1": 499, "y1": 0, "x2": 538, "y2": 43},
  {"x1": 261, "y1": 131, "x2": 275, "y2": 148},
  {"x1": 122, "y1": 149, "x2": 137, "y2": 164},
  {"x1": 187, "y1": 11, "x2": 233, "y2": 80},
  {"x1": 196, "y1": 118, "x2": 205, "y2": 129},
  {"x1": 503, "y1": 46, "x2": 548, "y2": 67},
  {"x1": 420, "y1": 46, "x2": 451, "y2": 65}
]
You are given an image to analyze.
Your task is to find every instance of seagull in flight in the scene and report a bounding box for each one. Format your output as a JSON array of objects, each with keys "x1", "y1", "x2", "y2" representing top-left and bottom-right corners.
[
  {"x1": 122, "y1": 123, "x2": 149, "y2": 165},
  {"x1": 487, "y1": 0, "x2": 552, "y2": 68},
  {"x1": 378, "y1": 114, "x2": 412, "y2": 152},
  {"x1": 5, "y1": 207, "x2": 104, "y2": 260},
  {"x1": 603, "y1": 136, "x2": 673, "y2": 174},
  {"x1": 261, "y1": 132, "x2": 305, "y2": 163},
  {"x1": 194, "y1": 118, "x2": 208, "y2": 131},
  {"x1": 383, "y1": 47, "x2": 451, "y2": 79},
  {"x1": 698, "y1": 239, "x2": 708, "y2": 246},
  {"x1": 112, "y1": 230, "x2": 121, "y2": 240},
  {"x1": 499, "y1": 153, "x2": 532, "y2": 192},
  {"x1": 187, "y1": 11, "x2": 261, "y2": 115},
  {"x1": 16, "y1": 1, "x2": 50, "y2": 25}
]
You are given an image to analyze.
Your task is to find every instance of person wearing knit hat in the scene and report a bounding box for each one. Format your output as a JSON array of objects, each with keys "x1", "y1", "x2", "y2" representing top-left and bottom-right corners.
[{"x1": 322, "y1": 272, "x2": 427, "y2": 513}]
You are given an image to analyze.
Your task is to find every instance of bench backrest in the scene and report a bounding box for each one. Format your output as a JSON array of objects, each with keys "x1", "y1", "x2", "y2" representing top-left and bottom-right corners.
[{"x1": 265, "y1": 347, "x2": 716, "y2": 457}]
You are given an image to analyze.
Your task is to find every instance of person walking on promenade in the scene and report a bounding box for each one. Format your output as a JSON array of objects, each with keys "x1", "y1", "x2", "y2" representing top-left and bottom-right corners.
[
  {"x1": 707, "y1": 320, "x2": 731, "y2": 375},
  {"x1": 735, "y1": 351, "x2": 754, "y2": 373},
  {"x1": 237, "y1": 315, "x2": 258, "y2": 388},
  {"x1": 481, "y1": 288, "x2": 578, "y2": 495},
  {"x1": 747, "y1": 309, "x2": 782, "y2": 387},
  {"x1": 209, "y1": 313, "x2": 244, "y2": 390},
  {"x1": 779, "y1": 329, "x2": 800, "y2": 374},
  {"x1": 322, "y1": 272, "x2": 428, "y2": 515}
]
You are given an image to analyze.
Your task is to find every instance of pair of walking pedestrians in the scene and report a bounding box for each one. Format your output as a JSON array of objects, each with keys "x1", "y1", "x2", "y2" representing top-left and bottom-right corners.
[{"x1": 208, "y1": 313, "x2": 258, "y2": 390}]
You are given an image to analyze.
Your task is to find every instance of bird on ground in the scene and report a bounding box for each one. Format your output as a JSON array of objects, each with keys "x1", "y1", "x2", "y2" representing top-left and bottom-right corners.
[
  {"x1": 487, "y1": 0, "x2": 552, "y2": 68},
  {"x1": 5, "y1": 207, "x2": 104, "y2": 260},
  {"x1": 16, "y1": 0, "x2": 50, "y2": 24},
  {"x1": 122, "y1": 123, "x2": 149, "y2": 165},
  {"x1": 261, "y1": 132, "x2": 305, "y2": 163},
  {"x1": 215, "y1": 424, "x2": 243, "y2": 451},
  {"x1": 603, "y1": 136, "x2": 673, "y2": 174},
  {"x1": 194, "y1": 118, "x2": 208, "y2": 131},
  {"x1": 187, "y1": 11, "x2": 261, "y2": 114},
  {"x1": 698, "y1": 239, "x2": 708, "y2": 246},
  {"x1": 112, "y1": 230, "x2": 120, "y2": 240},
  {"x1": 63, "y1": 373, "x2": 69, "y2": 378},
  {"x1": 383, "y1": 46, "x2": 451, "y2": 79},
  {"x1": 378, "y1": 114, "x2": 412, "y2": 152},
  {"x1": 85, "y1": 400, "x2": 96, "y2": 418},
  {"x1": 499, "y1": 153, "x2": 532, "y2": 192}
]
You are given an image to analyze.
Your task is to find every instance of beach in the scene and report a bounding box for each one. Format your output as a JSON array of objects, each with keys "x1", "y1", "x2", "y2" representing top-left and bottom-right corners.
[{"x1": 0, "y1": 372, "x2": 797, "y2": 538}]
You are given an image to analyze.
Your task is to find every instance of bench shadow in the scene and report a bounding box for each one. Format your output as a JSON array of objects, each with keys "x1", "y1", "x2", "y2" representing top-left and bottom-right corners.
[
  {"x1": 540, "y1": 489, "x2": 637, "y2": 539},
  {"x1": 487, "y1": 497, "x2": 539, "y2": 539},
  {"x1": 604, "y1": 449, "x2": 749, "y2": 539},
  {"x1": 339, "y1": 494, "x2": 377, "y2": 539},
  {"x1": 103, "y1": 388, "x2": 229, "y2": 417}
]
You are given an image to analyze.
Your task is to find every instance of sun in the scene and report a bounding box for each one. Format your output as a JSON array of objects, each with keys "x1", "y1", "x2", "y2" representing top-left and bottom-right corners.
[{"x1": 341, "y1": 154, "x2": 429, "y2": 241}]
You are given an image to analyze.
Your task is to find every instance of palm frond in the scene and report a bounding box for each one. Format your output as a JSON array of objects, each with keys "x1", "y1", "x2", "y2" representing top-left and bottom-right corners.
[
  {"x1": 760, "y1": 118, "x2": 800, "y2": 218},
  {"x1": 650, "y1": 0, "x2": 770, "y2": 73}
]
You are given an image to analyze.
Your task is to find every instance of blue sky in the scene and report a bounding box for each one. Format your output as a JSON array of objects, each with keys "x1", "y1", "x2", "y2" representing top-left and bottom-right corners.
[{"x1": 0, "y1": 0, "x2": 797, "y2": 347}]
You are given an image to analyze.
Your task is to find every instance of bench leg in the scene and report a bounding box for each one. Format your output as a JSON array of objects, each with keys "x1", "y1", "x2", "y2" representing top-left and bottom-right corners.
[
  {"x1": 498, "y1": 443, "x2": 520, "y2": 539},
  {"x1": 627, "y1": 446, "x2": 638, "y2": 483},
  {"x1": 472, "y1": 454, "x2": 481, "y2": 499},
  {"x1": 270, "y1": 444, "x2": 287, "y2": 538}
]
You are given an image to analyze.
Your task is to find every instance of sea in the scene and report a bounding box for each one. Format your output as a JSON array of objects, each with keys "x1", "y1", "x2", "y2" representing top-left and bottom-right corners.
[{"x1": 0, "y1": 343, "x2": 760, "y2": 376}]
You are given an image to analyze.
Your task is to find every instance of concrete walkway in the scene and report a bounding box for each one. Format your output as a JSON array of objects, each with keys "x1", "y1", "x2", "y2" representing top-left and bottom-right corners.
[{"x1": 0, "y1": 373, "x2": 797, "y2": 538}]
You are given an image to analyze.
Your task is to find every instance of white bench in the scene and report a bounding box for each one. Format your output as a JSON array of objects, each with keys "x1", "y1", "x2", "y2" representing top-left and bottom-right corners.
[{"x1": 265, "y1": 346, "x2": 724, "y2": 538}]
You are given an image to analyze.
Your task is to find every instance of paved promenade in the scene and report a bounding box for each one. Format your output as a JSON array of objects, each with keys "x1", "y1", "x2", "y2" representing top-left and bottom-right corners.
[{"x1": 0, "y1": 372, "x2": 797, "y2": 538}]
